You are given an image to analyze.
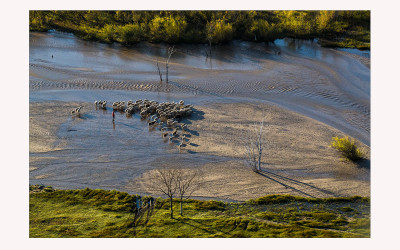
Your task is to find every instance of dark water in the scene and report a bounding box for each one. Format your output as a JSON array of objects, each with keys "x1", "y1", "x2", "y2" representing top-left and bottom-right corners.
[{"x1": 29, "y1": 31, "x2": 370, "y2": 193}]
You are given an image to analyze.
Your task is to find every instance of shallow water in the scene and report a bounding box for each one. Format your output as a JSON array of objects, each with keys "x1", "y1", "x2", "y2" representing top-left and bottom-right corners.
[
  {"x1": 30, "y1": 101, "x2": 230, "y2": 192},
  {"x1": 29, "y1": 31, "x2": 370, "y2": 193}
]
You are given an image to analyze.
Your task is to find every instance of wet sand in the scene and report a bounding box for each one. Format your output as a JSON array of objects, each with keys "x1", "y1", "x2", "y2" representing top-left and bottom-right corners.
[
  {"x1": 30, "y1": 101, "x2": 370, "y2": 201},
  {"x1": 29, "y1": 31, "x2": 370, "y2": 200},
  {"x1": 30, "y1": 32, "x2": 370, "y2": 146}
]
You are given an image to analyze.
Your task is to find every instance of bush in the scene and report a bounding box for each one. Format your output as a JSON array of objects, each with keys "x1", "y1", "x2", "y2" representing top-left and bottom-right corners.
[
  {"x1": 331, "y1": 136, "x2": 363, "y2": 161},
  {"x1": 249, "y1": 194, "x2": 308, "y2": 205},
  {"x1": 207, "y1": 19, "x2": 233, "y2": 44},
  {"x1": 194, "y1": 200, "x2": 225, "y2": 211},
  {"x1": 149, "y1": 15, "x2": 187, "y2": 43},
  {"x1": 115, "y1": 24, "x2": 143, "y2": 44}
]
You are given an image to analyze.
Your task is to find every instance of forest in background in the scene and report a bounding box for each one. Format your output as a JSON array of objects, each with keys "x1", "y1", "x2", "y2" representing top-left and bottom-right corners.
[{"x1": 29, "y1": 10, "x2": 370, "y2": 49}]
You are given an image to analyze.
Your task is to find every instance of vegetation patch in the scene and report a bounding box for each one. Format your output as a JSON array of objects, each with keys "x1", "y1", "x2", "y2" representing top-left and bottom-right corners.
[
  {"x1": 30, "y1": 186, "x2": 370, "y2": 238},
  {"x1": 29, "y1": 11, "x2": 370, "y2": 49},
  {"x1": 331, "y1": 136, "x2": 364, "y2": 161}
]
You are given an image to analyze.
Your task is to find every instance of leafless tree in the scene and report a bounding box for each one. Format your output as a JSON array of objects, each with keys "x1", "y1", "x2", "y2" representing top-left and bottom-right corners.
[
  {"x1": 244, "y1": 117, "x2": 266, "y2": 173},
  {"x1": 166, "y1": 45, "x2": 176, "y2": 83},
  {"x1": 175, "y1": 167, "x2": 203, "y2": 216},
  {"x1": 147, "y1": 166, "x2": 179, "y2": 218},
  {"x1": 156, "y1": 58, "x2": 163, "y2": 83}
]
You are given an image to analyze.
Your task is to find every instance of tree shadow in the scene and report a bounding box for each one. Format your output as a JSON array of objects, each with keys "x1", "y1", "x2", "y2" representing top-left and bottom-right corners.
[
  {"x1": 175, "y1": 217, "x2": 230, "y2": 236},
  {"x1": 185, "y1": 128, "x2": 199, "y2": 136},
  {"x1": 258, "y1": 168, "x2": 339, "y2": 198},
  {"x1": 355, "y1": 158, "x2": 370, "y2": 170}
]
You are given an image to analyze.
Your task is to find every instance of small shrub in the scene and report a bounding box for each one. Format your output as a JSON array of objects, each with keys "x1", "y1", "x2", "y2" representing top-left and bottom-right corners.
[
  {"x1": 43, "y1": 186, "x2": 54, "y2": 192},
  {"x1": 194, "y1": 200, "x2": 225, "y2": 211},
  {"x1": 250, "y1": 194, "x2": 308, "y2": 205},
  {"x1": 341, "y1": 207, "x2": 354, "y2": 212},
  {"x1": 307, "y1": 211, "x2": 337, "y2": 222},
  {"x1": 332, "y1": 216, "x2": 349, "y2": 226},
  {"x1": 331, "y1": 136, "x2": 363, "y2": 161}
]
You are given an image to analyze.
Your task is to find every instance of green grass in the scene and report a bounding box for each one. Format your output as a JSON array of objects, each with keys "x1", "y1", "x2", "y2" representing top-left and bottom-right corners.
[{"x1": 30, "y1": 186, "x2": 370, "y2": 238}]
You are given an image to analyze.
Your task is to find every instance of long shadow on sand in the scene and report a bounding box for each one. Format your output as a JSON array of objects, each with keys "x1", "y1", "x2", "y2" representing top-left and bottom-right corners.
[{"x1": 258, "y1": 168, "x2": 339, "y2": 198}]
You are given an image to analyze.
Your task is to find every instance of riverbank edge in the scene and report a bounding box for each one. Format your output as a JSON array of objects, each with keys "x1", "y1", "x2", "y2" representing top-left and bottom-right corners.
[{"x1": 30, "y1": 26, "x2": 370, "y2": 50}]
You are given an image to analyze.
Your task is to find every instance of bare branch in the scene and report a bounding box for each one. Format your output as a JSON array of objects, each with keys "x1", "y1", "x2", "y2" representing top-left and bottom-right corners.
[
  {"x1": 244, "y1": 112, "x2": 266, "y2": 173},
  {"x1": 166, "y1": 45, "x2": 176, "y2": 83},
  {"x1": 156, "y1": 58, "x2": 163, "y2": 83}
]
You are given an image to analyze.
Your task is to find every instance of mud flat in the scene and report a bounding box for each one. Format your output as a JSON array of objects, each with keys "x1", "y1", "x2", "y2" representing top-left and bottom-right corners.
[
  {"x1": 30, "y1": 101, "x2": 369, "y2": 201},
  {"x1": 29, "y1": 31, "x2": 370, "y2": 201},
  {"x1": 128, "y1": 102, "x2": 370, "y2": 201}
]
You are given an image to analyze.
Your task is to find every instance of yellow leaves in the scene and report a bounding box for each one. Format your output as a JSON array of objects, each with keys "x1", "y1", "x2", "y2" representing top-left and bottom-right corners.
[
  {"x1": 331, "y1": 136, "x2": 363, "y2": 161},
  {"x1": 317, "y1": 11, "x2": 335, "y2": 31},
  {"x1": 207, "y1": 19, "x2": 233, "y2": 44}
]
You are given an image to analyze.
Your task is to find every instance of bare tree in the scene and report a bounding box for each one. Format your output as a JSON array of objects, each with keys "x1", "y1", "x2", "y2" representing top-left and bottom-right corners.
[
  {"x1": 166, "y1": 45, "x2": 176, "y2": 83},
  {"x1": 244, "y1": 117, "x2": 265, "y2": 173},
  {"x1": 175, "y1": 167, "x2": 203, "y2": 216},
  {"x1": 147, "y1": 166, "x2": 179, "y2": 218},
  {"x1": 156, "y1": 58, "x2": 163, "y2": 83}
]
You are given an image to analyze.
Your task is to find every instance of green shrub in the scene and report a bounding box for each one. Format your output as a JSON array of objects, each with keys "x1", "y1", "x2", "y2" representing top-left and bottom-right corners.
[
  {"x1": 249, "y1": 194, "x2": 308, "y2": 205},
  {"x1": 194, "y1": 200, "x2": 225, "y2": 211},
  {"x1": 341, "y1": 206, "x2": 354, "y2": 212},
  {"x1": 207, "y1": 19, "x2": 233, "y2": 44},
  {"x1": 331, "y1": 136, "x2": 364, "y2": 161}
]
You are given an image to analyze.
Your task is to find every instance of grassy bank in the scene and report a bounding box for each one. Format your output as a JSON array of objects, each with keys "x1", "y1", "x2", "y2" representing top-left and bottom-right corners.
[
  {"x1": 30, "y1": 186, "x2": 370, "y2": 238},
  {"x1": 29, "y1": 11, "x2": 370, "y2": 49}
]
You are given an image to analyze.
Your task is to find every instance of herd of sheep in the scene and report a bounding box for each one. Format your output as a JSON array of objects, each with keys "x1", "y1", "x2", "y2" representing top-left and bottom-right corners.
[{"x1": 93, "y1": 99, "x2": 194, "y2": 150}]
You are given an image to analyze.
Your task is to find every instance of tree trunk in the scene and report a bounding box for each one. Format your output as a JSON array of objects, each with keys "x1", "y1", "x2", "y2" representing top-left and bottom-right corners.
[
  {"x1": 166, "y1": 63, "x2": 169, "y2": 83},
  {"x1": 157, "y1": 60, "x2": 162, "y2": 83},
  {"x1": 170, "y1": 197, "x2": 173, "y2": 219},
  {"x1": 180, "y1": 198, "x2": 183, "y2": 216}
]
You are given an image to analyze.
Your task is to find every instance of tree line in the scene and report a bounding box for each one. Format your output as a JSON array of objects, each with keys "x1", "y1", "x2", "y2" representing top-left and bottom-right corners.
[{"x1": 30, "y1": 10, "x2": 370, "y2": 48}]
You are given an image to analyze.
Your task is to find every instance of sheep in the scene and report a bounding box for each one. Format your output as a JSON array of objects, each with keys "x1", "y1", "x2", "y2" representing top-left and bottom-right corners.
[
  {"x1": 181, "y1": 124, "x2": 187, "y2": 131},
  {"x1": 71, "y1": 106, "x2": 82, "y2": 116}
]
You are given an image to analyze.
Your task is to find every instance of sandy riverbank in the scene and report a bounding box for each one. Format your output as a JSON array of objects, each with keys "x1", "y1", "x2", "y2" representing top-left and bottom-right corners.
[
  {"x1": 126, "y1": 101, "x2": 370, "y2": 201},
  {"x1": 30, "y1": 100, "x2": 369, "y2": 201}
]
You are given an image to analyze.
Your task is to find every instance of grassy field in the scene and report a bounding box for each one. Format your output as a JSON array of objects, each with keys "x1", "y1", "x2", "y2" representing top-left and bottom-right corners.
[{"x1": 29, "y1": 186, "x2": 370, "y2": 238}]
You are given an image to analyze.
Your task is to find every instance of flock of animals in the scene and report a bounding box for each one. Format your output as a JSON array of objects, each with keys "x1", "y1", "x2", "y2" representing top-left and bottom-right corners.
[{"x1": 89, "y1": 99, "x2": 194, "y2": 150}]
